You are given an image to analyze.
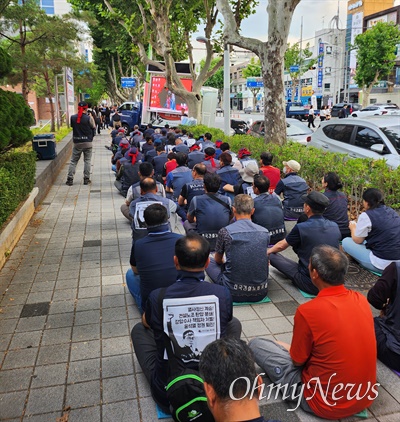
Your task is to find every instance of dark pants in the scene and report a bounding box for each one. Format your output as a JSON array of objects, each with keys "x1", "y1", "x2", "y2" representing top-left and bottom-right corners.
[
  {"x1": 269, "y1": 253, "x2": 319, "y2": 296},
  {"x1": 131, "y1": 317, "x2": 242, "y2": 411},
  {"x1": 374, "y1": 318, "x2": 400, "y2": 371}
]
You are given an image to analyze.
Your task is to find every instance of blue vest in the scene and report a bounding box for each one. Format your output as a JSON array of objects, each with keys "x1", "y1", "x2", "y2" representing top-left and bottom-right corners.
[
  {"x1": 187, "y1": 151, "x2": 205, "y2": 169},
  {"x1": 375, "y1": 263, "x2": 400, "y2": 354},
  {"x1": 121, "y1": 162, "x2": 141, "y2": 195},
  {"x1": 192, "y1": 194, "x2": 231, "y2": 250},
  {"x1": 152, "y1": 154, "x2": 168, "y2": 176},
  {"x1": 184, "y1": 179, "x2": 205, "y2": 206},
  {"x1": 365, "y1": 206, "x2": 400, "y2": 260},
  {"x1": 280, "y1": 173, "x2": 308, "y2": 218},
  {"x1": 296, "y1": 216, "x2": 341, "y2": 273},
  {"x1": 252, "y1": 193, "x2": 286, "y2": 244},
  {"x1": 170, "y1": 167, "x2": 193, "y2": 200},
  {"x1": 217, "y1": 166, "x2": 241, "y2": 194},
  {"x1": 219, "y1": 219, "x2": 270, "y2": 301},
  {"x1": 323, "y1": 190, "x2": 350, "y2": 237}
]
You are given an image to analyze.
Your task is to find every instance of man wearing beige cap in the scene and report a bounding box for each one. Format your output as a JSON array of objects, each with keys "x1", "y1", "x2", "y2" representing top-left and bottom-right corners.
[
  {"x1": 274, "y1": 159, "x2": 308, "y2": 220},
  {"x1": 268, "y1": 191, "x2": 341, "y2": 295}
]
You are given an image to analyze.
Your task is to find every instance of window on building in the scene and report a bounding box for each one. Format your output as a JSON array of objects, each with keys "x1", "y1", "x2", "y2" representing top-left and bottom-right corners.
[
  {"x1": 41, "y1": 0, "x2": 54, "y2": 15},
  {"x1": 324, "y1": 83, "x2": 331, "y2": 89}
]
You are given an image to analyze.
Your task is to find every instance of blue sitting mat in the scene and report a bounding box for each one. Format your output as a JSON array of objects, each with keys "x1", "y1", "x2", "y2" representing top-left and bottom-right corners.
[
  {"x1": 299, "y1": 289, "x2": 316, "y2": 299},
  {"x1": 233, "y1": 296, "x2": 271, "y2": 306},
  {"x1": 354, "y1": 409, "x2": 368, "y2": 418},
  {"x1": 156, "y1": 404, "x2": 171, "y2": 419},
  {"x1": 393, "y1": 369, "x2": 400, "y2": 377}
]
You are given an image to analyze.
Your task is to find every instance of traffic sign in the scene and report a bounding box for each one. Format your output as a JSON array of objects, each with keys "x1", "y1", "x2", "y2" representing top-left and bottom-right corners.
[
  {"x1": 121, "y1": 77, "x2": 136, "y2": 88},
  {"x1": 289, "y1": 65, "x2": 299, "y2": 72},
  {"x1": 246, "y1": 77, "x2": 263, "y2": 88}
]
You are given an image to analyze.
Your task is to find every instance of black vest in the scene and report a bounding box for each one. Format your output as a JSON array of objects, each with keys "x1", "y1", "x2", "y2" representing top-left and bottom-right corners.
[
  {"x1": 365, "y1": 206, "x2": 400, "y2": 260},
  {"x1": 121, "y1": 162, "x2": 141, "y2": 195},
  {"x1": 71, "y1": 113, "x2": 93, "y2": 143},
  {"x1": 252, "y1": 193, "x2": 286, "y2": 244},
  {"x1": 296, "y1": 216, "x2": 341, "y2": 273}
]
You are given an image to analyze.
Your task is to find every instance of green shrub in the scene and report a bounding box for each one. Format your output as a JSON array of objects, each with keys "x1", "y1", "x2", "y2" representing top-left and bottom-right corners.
[
  {"x1": 0, "y1": 151, "x2": 36, "y2": 229},
  {"x1": 0, "y1": 89, "x2": 34, "y2": 152},
  {"x1": 183, "y1": 126, "x2": 400, "y2": 210}
]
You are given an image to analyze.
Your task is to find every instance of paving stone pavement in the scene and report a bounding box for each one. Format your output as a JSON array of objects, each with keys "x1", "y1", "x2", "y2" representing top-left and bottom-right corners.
[{"x1": 0, "y1": 131, "x2": 399, "y2": 421}]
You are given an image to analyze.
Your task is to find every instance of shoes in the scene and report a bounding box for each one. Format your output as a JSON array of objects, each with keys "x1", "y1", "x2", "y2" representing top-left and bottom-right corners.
[
  {"x1": 66, "y1": 178, "x2": 73, "y2": 186},
  {"x1": 105, "y1": 145, "x2": 111, "y2": 150},
  {"x1": 83, "y1": 178, "x2": 91, "y2": 185},
  {"x1": 348, "y1": 264, "x2": 360, "y2": 274}
]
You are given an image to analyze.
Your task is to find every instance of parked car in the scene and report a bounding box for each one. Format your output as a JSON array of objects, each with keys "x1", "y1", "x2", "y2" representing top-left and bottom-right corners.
[
  {"x1": 351, "y1": 104, "x2": 399, "y2": 118},
  {"x1": 230, "y1": 118, "x2": 249, "y2": 135},
  {"x1": 244, "y1": 106, "x2": 253, "y2": 114},
  {"x1": 286, "y1": 102, "x2": 309, "y2": 120},
  {"x1": 216, "y1": 106, "x2": 223, "y2": 115},
  {"x1": 330, "y1": 102, "x2": 361, "y2": 117},
  {"x1": 247, "y1": 118, "x2": 313, "y2": 145},
  {"x1": 308, "y1": 116, "x2": 400, "y2": 168}
]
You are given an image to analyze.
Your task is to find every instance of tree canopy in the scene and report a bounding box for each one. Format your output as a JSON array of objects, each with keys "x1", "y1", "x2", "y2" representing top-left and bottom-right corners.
[{"x1": 353, "y1": 22, "x2": 400, "y2": 107}]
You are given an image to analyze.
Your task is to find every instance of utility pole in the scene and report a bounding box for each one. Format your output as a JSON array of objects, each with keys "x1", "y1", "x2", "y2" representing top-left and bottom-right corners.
[{"x1": 298, "y1": 17, "x2": 303, "y2": 103}]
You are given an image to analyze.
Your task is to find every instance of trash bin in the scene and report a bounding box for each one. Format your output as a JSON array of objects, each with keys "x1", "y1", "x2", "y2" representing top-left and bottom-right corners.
[{"x1": 32, "y1": 134, "x2": 57, "y2": 160}]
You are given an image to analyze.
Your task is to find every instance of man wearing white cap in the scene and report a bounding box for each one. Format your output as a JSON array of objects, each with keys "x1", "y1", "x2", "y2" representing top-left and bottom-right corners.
[
  {"x1": 274, "y1": 159, "x2": 308, "y2": 220},
  {"x1": 223, "y1": 161, "x2": 260, "y2": 197}
]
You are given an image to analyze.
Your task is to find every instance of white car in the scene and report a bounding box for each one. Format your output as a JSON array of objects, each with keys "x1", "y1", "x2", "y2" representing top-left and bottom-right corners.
[
  {"x1": 351, "y1": 104, "x2": 399, "y2": 118},
  {"x1": 308, "y1": 116, "x2": 400, "y2": 168}
]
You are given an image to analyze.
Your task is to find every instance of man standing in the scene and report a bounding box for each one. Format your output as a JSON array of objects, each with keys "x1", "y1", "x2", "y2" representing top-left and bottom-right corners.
[
  {"x1": 268, "y1": 191, "x2": 341, "y2": 295},
  {"x1": 206, "y1": 194, "x2": 270, "y2": 303},
  {"x1": 131, "y1": 233, "x2": 242, "y2": 413},
  {"x1": 250, "y1": 245, "x2": 377, "y2": 420},
  {"x1": 274, "y1": 159, "x2": 308, "y2": 220},
  {"x1": 66, "y1": 101, "x2": 96, "y2": 186}
]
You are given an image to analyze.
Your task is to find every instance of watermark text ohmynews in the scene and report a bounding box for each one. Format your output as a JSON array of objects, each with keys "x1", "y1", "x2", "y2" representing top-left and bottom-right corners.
[{"x1": 229, "y1": 373, "x2": 380, "y2": 411}]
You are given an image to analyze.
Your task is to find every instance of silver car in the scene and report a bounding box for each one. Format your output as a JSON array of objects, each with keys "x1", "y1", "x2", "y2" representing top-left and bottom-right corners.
[
  {"x1": 308, "y1": 116, "x2": 400, "y2": 168},
  {"x1": 351, "y1": 104, "x2": 399, "y2": 118}
]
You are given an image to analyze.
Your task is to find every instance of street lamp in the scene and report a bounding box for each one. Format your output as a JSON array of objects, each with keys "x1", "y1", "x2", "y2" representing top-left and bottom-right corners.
[{"x1": 196, "y1": 36, "x2": 230, "y2": 136}]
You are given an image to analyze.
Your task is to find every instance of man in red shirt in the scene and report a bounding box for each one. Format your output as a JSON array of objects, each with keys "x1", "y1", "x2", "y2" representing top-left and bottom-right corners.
[
  {"x1": 250, "y1": 245, "x2": 378, "y2": 419},
  {"x1": 259, "y1": 152, "x2": 280, "y2": 193}
]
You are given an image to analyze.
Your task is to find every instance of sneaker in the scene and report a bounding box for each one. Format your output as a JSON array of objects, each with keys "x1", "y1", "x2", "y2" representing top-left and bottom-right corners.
[
  {"x1": 66, "y1": 178, "x2": 73, "y2": 186},
  {"x1": 83, "y1": 178, "x2": 91, "y2": 185}
]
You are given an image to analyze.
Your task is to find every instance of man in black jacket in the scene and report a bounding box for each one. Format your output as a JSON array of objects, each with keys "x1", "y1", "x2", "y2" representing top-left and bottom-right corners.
[{"x1": 66, "y1": 101, "x2": 96, "y2": 186}]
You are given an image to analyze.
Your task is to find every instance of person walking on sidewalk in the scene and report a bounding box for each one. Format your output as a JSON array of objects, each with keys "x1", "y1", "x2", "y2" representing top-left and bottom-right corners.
[
  {"x1": 307, "y1": 105, "x2": 315, "y2": 128},
  {"x1": 66, "y1": 101, "x2": 96, "y2": 186}
]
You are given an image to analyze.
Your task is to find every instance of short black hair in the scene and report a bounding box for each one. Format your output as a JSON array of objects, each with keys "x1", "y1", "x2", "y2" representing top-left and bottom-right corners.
[
  {"x1": 260, "y1": 152, "x2": 273, "y2": 166},
  {"x1": 219, "y1": 152, "x2": 232, "y2": 166},
  {"x1": 175, "y1": 233, "x2": 210, "y2": 270},
  {"x1": 324, "y1": 172, "x2": 343, "y2": 191},
  {"x1": 143, "y1": 203, "x2": 168, "y2": 227},
  {"x1": 145, "y1": 135, "x2": 154, "y2": 143},
  {"x1": 204, "y1": 147, "x2": 216, "y2": 157},
  {"x1": 199, "y1": 338, "x2": 257, "y2": 402},
  {"x1": 204, "y1": 172, "x2": 221, "y2": 193},
  {"x1": 220, "y1": 142, "x2": 230, "y2": 152},
  {"x1": 167, "y1": 152, "x2": 176, "y2": 160},
  {"x1": 139, "y1": 162, "x2": 154, "y2": 177},
  {"x1": 140, "y1": 177, "x2": 157, "y2": 193},
  {"x1": 175, "y1": 152, "x2": 188, "y2": 166},
  {"x1": 156, "y1": 145, "x2": 165, "y2": 152},
  {"x1": 204, "y1": 132, "x2": 212, "y2": 141},
  {"x1": 310, "y1": 245, "x2": 348, "y2": 285},
  {"x1": 253, "y1": 174, "x2": 270, "y2": 193}
]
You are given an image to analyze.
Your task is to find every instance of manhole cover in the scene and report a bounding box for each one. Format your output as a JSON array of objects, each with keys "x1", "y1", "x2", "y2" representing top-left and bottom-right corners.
[
  {"x1": 345, "y1": 266, "x2": 378, "y2": 291},
  {"x1": 83, "y1": 240, "x2": 101, "y2": 247},
  {"x1": 20, "y1": 302, "x2": 50, "y2": 318}
]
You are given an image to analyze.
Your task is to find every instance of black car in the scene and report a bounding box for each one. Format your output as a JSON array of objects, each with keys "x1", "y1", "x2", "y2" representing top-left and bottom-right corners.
[
  {"x1": 230, "y1": 119, "x2": 249, "y2": 135},
  {"x1": 331, "y1": 103, "x2": 361, "y2": 117}
]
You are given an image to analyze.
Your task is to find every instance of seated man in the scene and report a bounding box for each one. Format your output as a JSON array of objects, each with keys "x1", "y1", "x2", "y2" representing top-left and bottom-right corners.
[
  {"x1": 250, "y1": 245, "x2": 378, "y2": 420},
  {"x1": 177, "y1": 163, "x2": 206, "y2": 209},
  {"x1": 129, "y1": 178, "x2": 177, "y2": 243},
  {"x1": 131, "y1": 233, "x2": 242, "y2": 413},
  {"x1": 368, "y1": 261, "x2": 400, "y2": 371},
  {"x1": 121, "y1": 162, "x2": 166, "y2": 221},
  {"x1": 268, "y1": 191, "x2": 341, "y2": 296},
  {"x1": 206, "y1": 194, "x2": 270, "y2": 303},
  {"x1": 114, "y1": 146, "x2": 141, "y2": 197},
  {"x1": 184, "y1": 173, "x2": 232, "y2": 250},
  {"x1": 274, "y1": 159, "x2": 308, "y2": 220},
  {"x1": 252, "y1": 174, "x2": 286, "y2": 245},
  {"x1": 202, "y1": 147, "x2": 220, "y2": 173},
  {"x1": 259, "y1": 152, "x2": 280, "y2": 193},
  {"x1": 126, "y1": 204, "x2": 182, "y2": 314},
  {"x1": 216, "y1": 152, "x2": 241, "y2": 196},
  {"x1": 187, "y1": 144, "x2": 205, "y2": 169},
  {"x1": 199, "y1": 338, "x2": 278, "y2": 422}
]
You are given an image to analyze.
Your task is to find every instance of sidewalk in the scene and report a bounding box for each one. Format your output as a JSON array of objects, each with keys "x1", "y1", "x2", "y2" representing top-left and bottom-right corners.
[{"x1": 0, "y1": 131, "x2": 399, "y2": 421}]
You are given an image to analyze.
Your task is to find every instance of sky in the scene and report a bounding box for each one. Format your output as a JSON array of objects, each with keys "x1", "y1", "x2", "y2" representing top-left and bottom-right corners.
[{"x1": 192, "y1": 0, "x2": 400, "y2": 60}]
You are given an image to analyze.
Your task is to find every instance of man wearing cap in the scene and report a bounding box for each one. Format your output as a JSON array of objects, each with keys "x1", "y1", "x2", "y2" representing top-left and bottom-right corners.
[
  {"x1": 274, "y1": 160, "x2": 309, "y2": 220},
  {"x1": 206, "y1": 194, "x2": 270, "y2": 303},
  {"x1": 223, "y1": 161, "x2": 260, "y2": 197},
  {"x1": 268, "y1": 190, "x2": 341, "y2": 295},
  {"x1": 66, "y1": 101, "x2": 96, "y2": 186}
]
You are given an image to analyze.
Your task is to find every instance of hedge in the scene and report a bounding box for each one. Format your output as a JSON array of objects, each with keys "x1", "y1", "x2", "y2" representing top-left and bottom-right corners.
[
  {"x1": 0, "y1": 151, "x2": 37, "y2": 229},
  {"x1": 182, "y1": 126, "x2": 400, "y2": 211}
]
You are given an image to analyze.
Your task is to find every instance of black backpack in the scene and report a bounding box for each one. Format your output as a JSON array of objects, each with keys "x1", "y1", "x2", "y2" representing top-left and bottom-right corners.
[{"x1": 157, "y1": 290, "x2": 215, "y2": 422}]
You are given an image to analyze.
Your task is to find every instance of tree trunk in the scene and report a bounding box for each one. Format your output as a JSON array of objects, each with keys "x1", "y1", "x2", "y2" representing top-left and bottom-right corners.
[
  {"x1": 362, "y1": 71, "x2": 380, "y2": 108},
  {"x1": 183, "y1": 91, "x2": 202, "y2": 122},
  {"x1": 44, "y1": 70, "x2": 55, "y2": 132}
]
